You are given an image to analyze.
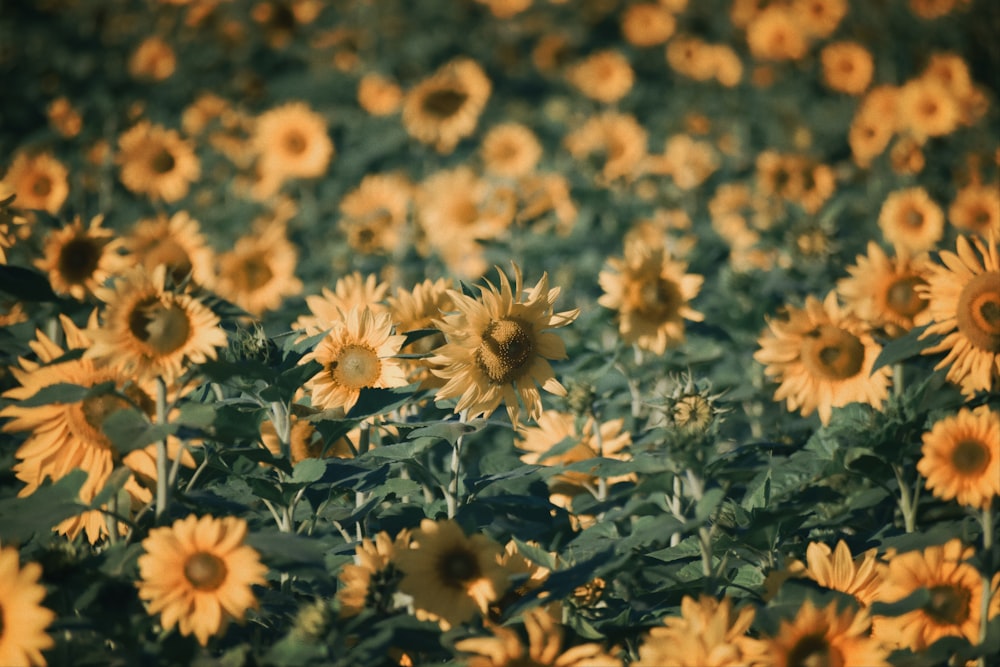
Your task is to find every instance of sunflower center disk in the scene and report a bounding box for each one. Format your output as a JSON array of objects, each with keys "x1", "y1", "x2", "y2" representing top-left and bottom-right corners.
[
  {"x1": 150, "y1": 148, "x2": 176, "y2": 174},
  {"x1": 627, "y1": 277, "x2": 680, "y2": 323},
  {"x1": 184, "y1": 551, "x2": 228, "y2": 591},
  {"x1": 951, "y1": 439, "x2": 991, "y2": 475},
  {"x1": 33, "y1": 176, "x2": 53, "y2": 196},
  {"x1": 903, "y1": 207, "x2": 924, "y2": 228},
  {"x1": 421, "y1": 88, "x2": 468, "y2": 119},
  {"x1": 885, "y1": 276, "x2": 928, "y2": 319},
  {"x1": 476, "y1": 318, "x2": 533, "y2": 384},
  {"x1": 956, "y1": 271, "x2": 1000, "y2": 352},
  {"x1": 438, "y1": 548, "x2": 481, "y2": 588},
  {"x1": 785, "y1": 633, "x2": 843, "y2": 667},
  {"x1": 333, "y1": 345, "x2": 381, "y2": 389},
  {"x1": 59, "y1": 237, "x2": 103, "y2": 284},
  {"x1": 924, "y1": 584, "x2": 971, "y2": 626},
  {"x1": 236, "y1": 256, "x2": 274, "y2": 290},
  {"x1": 129, "y1": 298, "x2": 192, "y2": 355},
  {"x1": 803, "y1": 325, "x2": 865, "y2": 381},
  {"x1": 82, "y1": 391, "x2": 131, "y2": 433},
  {"x1": 284, "y1": 131, "x2": 308, "y2": 155}
]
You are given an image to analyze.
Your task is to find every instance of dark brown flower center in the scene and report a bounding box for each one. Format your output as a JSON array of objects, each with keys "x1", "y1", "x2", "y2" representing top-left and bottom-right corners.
[
  {"x1": 81, "y1": 391, "x2": 132, "y2": 432},
  {"x1": 956, "y1": 271, "x2": 1000, "y2": 353},
  {"x1": 970, "y1": 207, "x2": 991, "y2": 230},
  {"x1": 803, "y1": 325, "x2": 866, "y2": 380},
  {"x1": 128, "y1": 297, "x2": 192, "y2": 355},
  {"x1": 627, "y1": 276, "x2": 681, "y2": 323},
  {"x1": 437, "y1": 547, "x2": 481, "y2": 589},
  {"x1": 234, "y1": 255, "x2": 274, "y2": 290},
  {"x1": 476, "y1": 318, "x2": 533, "y2": 384},
  {"x1": 58, "y1": 237, "x2": 103, "y2": 284},
  {"x1": 885, "y1": 275, "x2": 928, "y2": 319},
  {"x1": 786, "y1": 634, "x2": 843, "y2": 667},
  {"x1": 150, "y1": 148, "x2": 176, "y2": 174},
  {"x1": 951, "y1": 439, "x2": 991, "y2": 475},
  {"x1": 903, "y1": 206, "x2": 925, "y2": 228},
  {"x1": 32, "y1": 176, "x2": 53, "y2": 197},
  {"x1": 924, "y1": 584, "x2": 971, "y2": 626},
  {"x1": 421, "y1": 88, "x2": 468, "y2": 119},
  {"x1": 284, "y1": 130, "x2": 307, "y2": 155},
  {"x1": 184, "y1": 552, "x2": 228, "y2": 591}
]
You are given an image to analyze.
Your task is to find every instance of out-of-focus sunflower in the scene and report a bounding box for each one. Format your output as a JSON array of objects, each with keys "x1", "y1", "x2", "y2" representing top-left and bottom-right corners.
[
  {"x1": 1, "y1": 151, "x2": 69, "y2": 214},
  {"x1": 949, "y1": 182, "x2": 1000, "y2": 236},
  {"x1": 877, "y1": 186, "x2": 944, "y2": 254},
  {"x1": 252, "y1": 101, "x2": 334, "y2": 188},
  {"x1": 34, "y1": 215, "x2": 128, "y2": 301},
  {"x1": 124, "y1": 211, "x2": 217, "y2": 288},
  {"x1": 430, "y1": 264, "x2": 579, "y2": 428},
  {"x1": 480, "y1": 123, "x2": 543, "y2": 179},
  {"x1": 475, "y1": 0, "x2": 532, "y2": 20},
  {"x1": 137, "y1": 514, "x2": 268, "y2": 646},
  {"x1": 761, "y1": 599, "x2": 889, "y2": 667},
  {"x1": 337, "y1": 530, "x2": 408, "y2": 617},
  {"x1": 792, "y1": 0, "x2": 848, "y2": 38},
  {"x1": 770, "y1": 541, "x2": 886, "y2": 607},
  {"x1": 666, "y1": 36, "x2": 718, "y2": 82},
  {"x1": 872, "y1": 538, "x2": 996, "y2": 651},
  {"x1": 457, "y1": 607, "x2": 622, "y2": 667},
  {"x1": 128, "y1": 35, "x2": 176, "y2": 81},
  {"x1": 338, "y1": 172, "x2": 413, "y2": 256},
  {"x1": 259, "y1": 413, "x2": 325, "y2": 463},
  {"x1": 849, "y1": 86, "x2": 899, "y2": 168},
  {"x1": 754, "y1": 291, "x2": 892, "y2": 425},
  {"x1": 0, "y1": 543, "x2": 55, "y2": 667},
  {"x1": 917, "y1": 406, "x2": 1000, "y2": 509},
  {"x1": 746, "y1": 6, "x2": 809, "y2": 62},
  {"x1": 918, "y1": 234, "x2": 1000, "y2": 395},
  {"x1": 47, "y1": 96, "x2": 82, "y2": 138},
  {"x1": 566, "y1": 49, "x2": 634, "y2": 104},
  {"x1": 620, "y1": 2, "x2": 676, "y2": 47},
  {"x1": 395, "y1": 518, "x2": 511, "y2": 630},
  {"x1": 645, "y1": 134, "x2": 719, "y2": 190},
  {"x1": 898, "y1": 76, "x2": 961, "y2": 139},
  {"x1": 515, "y1": 172, "x2": 578, "y2": 235},
  {"x1": 563, "y1": 112, "x2": 648, "y2": 184},
  {"x1": 836, "y1": 241, "x2": 932, "y2": 337},
  {"x1": 357, "y1": 73, "x2": 403, "y2": 116},
  {"x1": 387, "y1": 277, "x2": 454, "y2": 388},
  {"x1": 214, "y1": 222, "x2": 302, "y2": 316},
  {"x1": 117, "y1": 121, "x2": 200, "y2": 203},
  {"x1": 402, "y1": 57, "x2": 492, "y2": 154},
  {"x1": 820, "y1": 41, "x2": 873, "y2": 95},
  {"x1": 294, "y1": 271, "x2": 390, "y2": 336},
  {"x1": 598, "y1": 241, "x2": 703, "y2": 355},
  {"x1": 303, "y1": 306, "x2": 408, "y2": 414},
  {"x1": 633, "y1": 595, "x2": 765, "y2": 667},
  {"x1": 86, "y1": 265, "x2": 228, "y2": 384}
]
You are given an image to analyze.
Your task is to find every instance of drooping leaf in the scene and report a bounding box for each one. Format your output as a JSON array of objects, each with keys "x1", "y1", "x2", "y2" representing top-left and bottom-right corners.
[{"x1": 0, "y1": 470, "x2": 88, "y2": 542}]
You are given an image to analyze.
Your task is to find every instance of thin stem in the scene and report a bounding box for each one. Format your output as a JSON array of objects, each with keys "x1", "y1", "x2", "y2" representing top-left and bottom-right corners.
[
  {"x1": 893, "y1": 464, "x2": 917, "y2": 533},
  {"x1": 445, "y1": 409, "x2": 470, "y2": 519},
  {"x1": 261, "y1": 498, "x2": 289, "y2": 532},
  {"x1": 269, "y1": 401, "x2": 292, "y2": 462},
  {"x1": 892, "y1": 362, "x2": 904, "y2": 399},
  {"x1": 978, "y1": 503, "x2": 994, "y2": 667},
  {"x1": 589, "y1": 414, "x2": 608, "y2": 503},
  {"x1": 184, "y1": 453, "x2": 212, "y2": 494},
  {"x1": 154, "y1": 377, "x2": 169, "y2": 521}
]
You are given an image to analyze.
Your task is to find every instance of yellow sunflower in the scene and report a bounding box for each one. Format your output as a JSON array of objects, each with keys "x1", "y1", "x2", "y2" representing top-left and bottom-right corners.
[
  {"x1": 746, "y1": 6, "x2": 808, "y2": 62},
  {"x1": 917, "y1": 406, "x2": 1000, "y2": 509},
  {"x1": 820, "y1": 41, "x2": 874, "y2": 95},
  {"x1": 86, "y1": 265, "x2": 228, "y2": 384},
  {"x1": 337, "y1": 530, "x2": 409, "y2": 617},
  {"x1": 125, "y1": 211, "x2": 217, "y2": 288},
  {"x1": 402, "y1": 57, "x2": 492, "y2": 154},
  {"x1": 621, "y1": 3, "x2": 676, "y2": 48},
  {"x1": 762, "y1": 599, "x2": 890, "y2": 667},
  {"x1": 294, "y1": 271, "x2": 390, "y2": 337},
  {"x1": 792, "y1": 0, "x2": 848, "y2": 38},
  {"x1": 214, "y1": 222, "x2": 303, "y2": 316},
  {"x1": 128, "y1": 35, "x2": 176, "y2": 81},
  {"x1": 598, "y1": 241, "x2": 704, "y2": 355},
  {"x1": 117, "y1": 121, "x2": 201, "y2": 203},
  {"x1": 456, "y1": 607, "x2": 622, "y2": 667},
  {"x1": 303, "y1": 306, "x2": 408, "y2": 414},
  {"x1": 338, "y1": 172, "x2": 413, "y2": 256},
  {"x1": 872, "y1": 538, "x2": 995, "y2": 651},
  {"x1": 563, "y1": 112, "x2": 648, "y2": 184},
  {"x1": 898, "y1": 76, "x2": 961, "y2": 140},
  {"x1": 480, "y1": 123, "x2": 543, "y2": 179},
  {"x1": 430, "y1": 263, "x2": 579, "y2": 428},
  {"x1": 137, "y1": 514, "x2": 268, "y2": 646},
  {"x1": 47, "y1": 96, "x2": 82, "y2": 138},
  {"x1": 836, "y1": 241, "x2": 932, "y2": 337},
  {"x1": 1, "y1": 151, "x2": 69, "y2": 214},
  {"x1": 394, "y1": 518, "x2": 511, "y2": 630},
  {"x1": 387, "y1": 277, "x2": 455, "y2": 388},
  {"x1": 949, "y1": 182, "x2": 1000, "y2": 237},
  {"x1": 753, "y1": 291, "x2": 893, "y2": 425},
  {"x1": 771, "y1": 541, "x2": 886, "y2": 608},
  {"x1": 357, "y1": 73, "x2": 403, "y2": 116},
  {"x1": 633, "y1": 595, "x2": 766, "y2": 667},
  {"x1": 848, "y1": 86, "x2": 899, "y2": 168},
  {"x1": 918, "y1": 234, "x2": 1000, "y2": 395},
  {"x1": 878, "y1": 186, "x2": 945, "y2": 254},
  {"x1": 0, "y1": 543, "x2": 55, "y2": 667},
  {"x1": 566, "y1": 49, "x2": 635, "y2": 104},
  {"x1": 34, "y1": 215, "x2": 128, "y2": 301},
  {"x1": 252, "y1": 101, "x2": 334, "y2": 185}
]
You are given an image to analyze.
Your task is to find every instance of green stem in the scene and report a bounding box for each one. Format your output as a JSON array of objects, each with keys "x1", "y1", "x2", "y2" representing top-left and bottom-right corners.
[
  {"x1": 154, "y1": 377, "x2": 169, "y2": 521},
  {"x1": 978, "y1": 504, "x2": 994, "y2": 667},
  {"x1": 445, "y1": 410, "x2": 469, "y2": 519},
  {"x1": 893, "y1": 464, "x2": 917, "y2": 533}
]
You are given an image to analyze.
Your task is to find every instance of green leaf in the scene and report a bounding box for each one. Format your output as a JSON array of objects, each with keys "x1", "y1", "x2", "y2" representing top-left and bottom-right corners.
[
  {"x1": 871, "y1": 324, "x2": 939, "y2": 372},
  {"x1": 869, "y1": 587, "x2": 930, "y2": 617},
  {"x1": 0, "y1": 470, "x2": 88, "y2": 542},
  {"x1": 694, "y1": 487, "x2": 726, "y2": 523},
  {"x1": 345, "y1": 384, "x2": 420, "y2": 419},
  {"x1": 290, "y1": 458, "x2": 327, "y2": 485},
  {"x1": 0, "y1": 264, "x2": 62, "y2": 302},
  {"x1": 17, "y1": 382, "x2": 111, "y2": 407},
  {"x1": 245, "y1": 528, "x2": 329, "y2": 570},
  {"x1": 102, "y1": 409, "x2": 176, "y2": 455},
  {"x1": 406, "y1": 418, "x2": 486, "y2": 445},
  {"x1": 89, "y1": 467, "x2": 133, "y2": 509}
]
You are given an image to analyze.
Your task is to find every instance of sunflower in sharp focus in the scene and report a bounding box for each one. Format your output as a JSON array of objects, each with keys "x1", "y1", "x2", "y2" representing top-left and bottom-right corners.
[
  {"x1": 430, "y1": 264, "x2": 579, "y2": 428},
  {"x1": 917, "y1": 406, "x2": 1000, "y2": 509},
  {"x1": 872, "y1": 539, "x2": 995, "y2": 651},
  {"x1": 294, "y1": 272, "x2": 390, "y2": 336},
  {"x1": 754, "y1": 291, "x2": 892, "y2": 425},
  {"x1": 1, "y1": 151, "x2": 69, "y2": 214},
  {"x1": 34, "y1": 215, "x2": 128, "y2": 301},
  {"x1": 402, "y1": 57, "x2": 492, "y2": 154},
  {"x1": 86, "y1": 265, "x2": 228, "y2": 384},
  {"x1": 304, "y1": 306, "x2": 408, "y2": 414},
  {"x1": 598, "y1": 241, "x2": 704, "y2": 355},
  {"x1": 877, "y1": 186, "x2": 945, "y2": 255},
  {"x1": 337, "y1": 530, "x2": 409, "y2": 617},
  {"x1": 0, "y1": 543, "x2": 55, "y2": 667},
  {"x1": 395, "y1": 518, "x2": 511, "y2": 630},
  {"x1": 252, "y1": 101, "x2": 334, "y2": 186},
  {"x1": 633, "y1": 595, "x2": 766, "y2": 667},
  {"x1": 918, "y1": 234, "x2": 1000, "y2": 395},
  {"x1": 214, "y1": 222, "x2": 303, "y2": 316},
  {"x1": 117, "y1": 121, "x2": 200, "y2": 203},
  {"x1": 480, "y1": 123, "x2": 543, "y2": 179},
  {"x1": 949, "y1": 182, "x2": 1000, "y2": 236},
  {"x1": 837, "y1": 241, "x2": 932, "y2": 337},
  {"x1": 125, "y1": 211, "x2": 216, "y2": 288},
  {"x1": 137, "y1": 514, "x2": 268, "y2": 646},
  {"x1": 456, "y1": 607, "x2": 622, "y2": 667},
  {"x1": 762, "y1": 599, "x2": 890, "y2": 667},
  {"x1": 338, "y1": 172, "x2": 413, "y2": 256}
]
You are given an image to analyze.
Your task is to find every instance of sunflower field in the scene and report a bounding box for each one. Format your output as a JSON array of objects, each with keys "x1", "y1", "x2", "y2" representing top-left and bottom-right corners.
[{"x1": 1, "y1": 0, "x2": 999, "y2": 665}]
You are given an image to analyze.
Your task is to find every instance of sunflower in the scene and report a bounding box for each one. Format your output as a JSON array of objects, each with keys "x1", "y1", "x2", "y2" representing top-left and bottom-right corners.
[
  {"x1": 754, "y1": 291, "x2": 892, "y2": 425},
  {"x1": 820, "y1": 41, "x2": 873, "y2": 95},
  {"x1": 475, "y1": 0, "x2": 532, "y2": 19},
  {"x1": 620, "y1": 3, "x2": 676, "y2": 47},
  {"x1": 402, "y1": 57, "x2": 492, "y2": 154},
  {"x1": 337, "y1": 530, "x2": 409, "y2": 617},
  {"x1": 792, "y1": 0, "x2": 848, "y2": 38},
  {"x1": 294, "y1": 271, "x2": 390, "y2": 336},
  {"x1": 47, "y1": 96, "x2": 82, "y2": 138},
  {"x1": 746, "y1": 6, "x2": 809, "y2": 62},
  {"x1": 898, "y1": 76, "x2": 961, "y2": 139},
  {"x1": 917, "y1": 406, "x2": 1000, "y2": 509},
  {"x1": 394, "y1": 518, "x2": 511, "y2": 630},
  {"x1": 128, "y1": 35, "x2": 176, "y2": 81},
  {"x1": 633, "y1": 595, "x2": 766, "y2": 667},
  {"x1": 0, "y1": 543, "x2": 55, "y2": 667},
  {"x1": 563, "y1": 112, "x2": 648, "y2": 185},
  {"x1": 515, "y1": 172, "x2": 578, "y2": 235},
  {"x1": 837, "y1": 241, "x2": 932, "y2": 337},
  {"x1": 214, "y1": 222, "x2": 303, "y2": 316},
  {"x1": 430, "y1": 264, "x2": 579, "y2": 428},
  {"x1": 918, "y1": 234, "x2": 1000, "y2": 395},
  {"x1": 777, "y1": 541, "x2": 886, "y2": 608},
  {"x1": 34, "y1": 215, "x2": 128, "y2": 301},
  {"x1": 566, "y1": 49, "x2": 635, "y2": 104},
  {"x1": 303, "y1": 306, "x2": 408, "y2": 414},
  {"x1": 480, "y1": 123, "x2": 543, "y2": 179},
  {"x1": 666, "y1": 36, "x2": 718, "y2": 82},
  {"x1": 909, "y1": 0, "x2": 963, "y2": 19},
  {"x1": 137, "y1": 514, "x2": 268, "y2": 646},
  {"x1": 456, "y1": 607, "x2": 622, "y2": 667},
  {"x1": 259, "y1": 413, "x2": 324, "y2": 463},
  {"x1": 877, "y1": 186, "x2": 945, "y2": 255},
  {"x1": 849, "y1": 86, "x2": 899, "y2": 168},
  {"x1": 598, "y1": 241, "x2": 704, "y2": 355},
  {"x1": 86, "y1": 265, "x2": 228, "y2": 384},
  {"x1": 872, "y1": 538, "x2": 993, "y2": 651},
  {"x1": 387, "y1": 277, "x2": 455, "y2": 388},
  {"x1": 252, "y1": 101, "x2": 334, "y2": 185},
  {"x1": 338, "y1": 172, "x2": 413, "y2": 256},
  {"x1": 123, "y1": 211, "x2": 216, "y2": 289},
  {"x1": 949, "y1": 182, "x2": 1000, "y2": 236},
  {"x1": 357, "y1": 73, "x2": 403, "y2": 116},
  {"x1": 762, "y1": 599, "x2": 889, "y2": 667},
  {"x1": 650, "y1": 134, "x2": 719, "y2": 190},
  {"x1": 117, "y1": 121, "x2": 200, "y2": 203},
  {"x1": 1, "y1": 151, "x2": 69, "y2": 214}
]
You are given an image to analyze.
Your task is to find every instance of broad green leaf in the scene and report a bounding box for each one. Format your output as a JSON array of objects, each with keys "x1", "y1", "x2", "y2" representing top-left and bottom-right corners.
[
  {"x1": 290, "y1": 458, "x2": 327, "y2": 484},
  {"x1": 102, "y1": 408, "x2": 176, "y2": 454},
  {"x1": 89, "y1": 467, "x2": 133, "y2": 509},
  {"x1": 871, "y1": 324, "x2": 938, "y2": 372},
  {"x1": 0, "y1": 470, "x2": 88, "y2": 542}
]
